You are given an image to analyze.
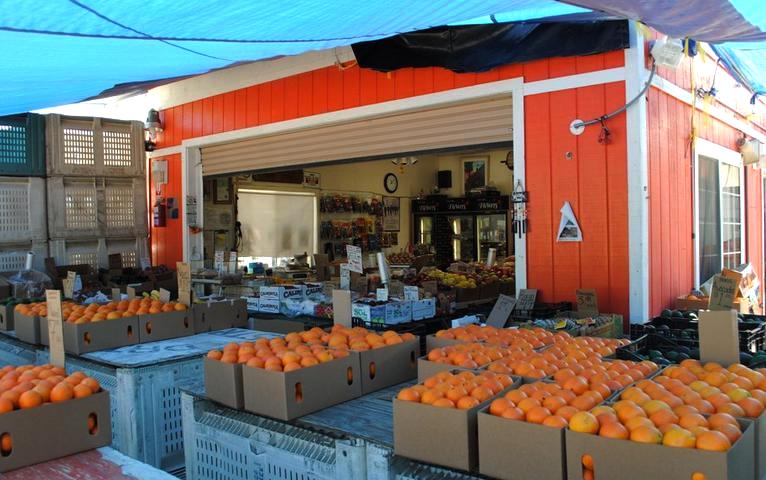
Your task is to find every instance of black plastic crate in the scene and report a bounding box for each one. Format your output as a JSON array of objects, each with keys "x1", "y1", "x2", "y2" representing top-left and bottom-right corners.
[
  {"x1": 509, "y1": 301, "x2": 572, "y2": 322},
  {"x1": 616, "y1": 334, "x2": 698, "y2": 364},
  {"x1": 642, "y1": 316, "x2": 766, "y2": 353},
  {"x1": 351, "y1": 317, "x2": 426, "y2": 335},
  {"x1": 0, "y1": 113, "x2": 45, "y2": 176}
]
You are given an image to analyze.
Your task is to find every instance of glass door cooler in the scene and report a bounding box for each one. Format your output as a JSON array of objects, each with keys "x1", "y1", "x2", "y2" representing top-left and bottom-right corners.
[{"x1": 477, "y1": 213, "x2": 508, "y2": 262}]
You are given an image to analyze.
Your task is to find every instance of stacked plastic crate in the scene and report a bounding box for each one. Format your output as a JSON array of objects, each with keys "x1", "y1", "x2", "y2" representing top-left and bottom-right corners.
[
  {"x1": 45, "y1": 114, "x2": 149, "y2": 269},
  {"x1": 0, "y1": 113, "x2": 48, "y2": 272}
]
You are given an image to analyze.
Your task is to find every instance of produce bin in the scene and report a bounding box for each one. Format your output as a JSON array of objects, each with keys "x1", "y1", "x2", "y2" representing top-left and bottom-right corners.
[{"x1": 0, "y1": 113, "x2": 46, "y2": 176}]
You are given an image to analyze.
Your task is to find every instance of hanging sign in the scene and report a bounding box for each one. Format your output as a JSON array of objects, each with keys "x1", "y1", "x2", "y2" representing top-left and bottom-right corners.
[
  {"x1": 340, "y1": 263, "x2": 351, "y2": 290},
  {"x1": 46, "y1": 290, "x2": 65, "y2": 368},
  {"x1": 346, "y1": 245, "x2": 364, "y2": 274},
  {"x1": 404, "y1": 285, "x2": 420, "y2": 301},
  {"x1": 709, "y1": 274, "x2": 738, "y2": 311},
  {"x1": 487, "y1": 294, "x2": 517, "y2": 328},
  {"x1": 557, "y1": 201, "x2": 582, "y2": 242},
  {"x1": 576, "y1": 289, "x2": 599, "y2": 316}
]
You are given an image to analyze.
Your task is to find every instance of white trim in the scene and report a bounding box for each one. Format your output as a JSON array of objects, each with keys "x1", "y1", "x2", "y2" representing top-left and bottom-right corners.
[
  {"x1": 651, "y1": 74, "x2": 766, "y2": 144},
  {"x1": 693, "y1": 137, "x2": 746, "y2": 286},
  {"x1": 513, "y1": 80, "x2": 527, "y2": 292},
  {"x1": 523, "y1": 67, "x2": 625, "y2": 96},
  {"x1": 148, "y1": 145, "x2": 183, "y2": 158},
  {"x1": 147, "y1": 47, "x2": 356, "y2": 110},
  {"x1": 625, "y1": 25, "x2": 650, "y2": 324}
]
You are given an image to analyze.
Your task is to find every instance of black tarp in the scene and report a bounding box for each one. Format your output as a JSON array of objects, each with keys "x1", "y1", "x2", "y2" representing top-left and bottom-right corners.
[{"x1": 352, "y1": 20, "x2": 629, "y2": 73}]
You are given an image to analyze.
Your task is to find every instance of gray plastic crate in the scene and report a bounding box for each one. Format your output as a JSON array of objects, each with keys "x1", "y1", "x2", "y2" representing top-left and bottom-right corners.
[
  {"x1": 365, "y1": 442, "x2": 482, "y2": 480},
  {"x1": 0, "y1": 241, "x2": 48, "y2": 272},
  {"x1": 181, "y1": 393, "x2": 368, "y2": 480},
  {"x1": 0, "y1": 176, "x2": 47, "y2": 243},
  {"x1": 45, "y1": 114, "x2": 145, "y2": 177},
  {"x1": 48, "y1": 236, "x2": 148, "y2": 269},
  {"x1": 37, "y1": 350, "x2": 201, "y2": 472},
  {"x1": 47, "y1": 176, "x2": 148, "y2": 239},
  {"x1": 0, "y1": 333, "x2": 38, "y2": 366},
  {"x1": 0, "y1": 113, "x2": 46, "y2": 176}
]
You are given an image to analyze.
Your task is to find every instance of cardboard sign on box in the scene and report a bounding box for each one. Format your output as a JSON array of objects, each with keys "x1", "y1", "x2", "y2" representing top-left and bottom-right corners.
[
  {"x1": 204, "y1": 357, "x2": 243, "y2": 409},
  {"x1": 138, "y1": 310, "x2": 193, "y2": 343},
  {"x1": 698, "y1": 309, "x2": 740, "y2": 366},
  {"x1": 0, "y1": 391, "x2": 112, "y2": 472},
  {"x1": 45, "y1": 290, "x2": 65, "y2": 367},
  {"x1": 709, "y1": 274, "x2": 739, "y2": 310},
  {"x1": 564, "y1": 419, "x2": 755, "y2": 480},
  {"x1": 355, "y1": 338, "x2": 419, "y2": 394},
  {"x1": 486, "y1": 294, "x2": 517, "y2": 328},
  {"x1": 576, "y1": 289, "x2": 599, "y2": 316},
  {"x1": 242, "y1": 354, "x2": 361, "y2": 420}
]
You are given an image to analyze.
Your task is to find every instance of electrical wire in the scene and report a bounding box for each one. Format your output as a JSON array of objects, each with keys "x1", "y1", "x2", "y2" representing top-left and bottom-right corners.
[{"x1": 572, "y1": 60, "x2": 657, "y2": 130}]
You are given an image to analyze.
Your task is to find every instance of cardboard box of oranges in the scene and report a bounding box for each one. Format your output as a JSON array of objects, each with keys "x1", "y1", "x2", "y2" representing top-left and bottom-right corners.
[
  {"x1": 0, "y1": 364, "x2": 112, "y2": 472},
  {"x1": 204, "y1": 355, "x2": 243, "y2": 409},
  {"x1": 238, "y1": 337, "x2": 362, "y2": 421},
  {"x1": 192, "y1": 298, "x2": 247, "y2": 333},
  {"x1": 13, "y1": 311, "x2": 40, "y2": 345},
  {"x1": 394, "y1": 370, "x2": 520, "y2": 472}
]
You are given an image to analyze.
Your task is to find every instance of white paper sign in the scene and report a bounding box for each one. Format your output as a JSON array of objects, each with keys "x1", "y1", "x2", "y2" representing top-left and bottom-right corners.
[
  {"x1": 159, "y1": 288, "x2": 171, "y2": 303},
  {"x1": 228, "y1": 251, "x2": 238, "y2": 273},
  {"x1": 487, "y1": 294, "x2": 517, "y2": 328},
  {"x1": 376, "y1": 288, "x2": 389, "y2": 302},
  {"x1": 340, "y1": 263, "x2": 351, "y2": 290},
  {"x1": 214, "y1": 251, "x2": 225, "y2": 272},
  {"x1": 45, "y1": 290, "x2": 65, "y2": 368},
  {"x1": 347, "y1": 245, "x2": 363, "y2": 274},
  {"x1": 404, "y1": 286, "x2": 420, "y2": 301},
  {"x1": 557, "y1": 201, "x2": 582, "y2": 242},
  {"x1": 332, "y1": 289, "x2": 352, "y2": 327},
  {"x1": 451, "y1": 315, "x2": 479, "y2": 328},
  {"x1": 140, "y1": 257, "x2": 151, "y2": 270}
]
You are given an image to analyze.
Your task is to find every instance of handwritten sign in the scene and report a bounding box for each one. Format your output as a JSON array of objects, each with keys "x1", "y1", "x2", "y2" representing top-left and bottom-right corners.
[
  {"x1": 515, "y1": 289, "x2": 538, "y2": 312},
  {"x1": 127, "y1": 286, "x2": 137, "y2": 299},
  {"x1": 45, "y1": 290, "x2": 65, "y2": 368},
  {"x1": 699, "y1": 310, "x2": 739, "y2": 365},
  {"x1": 159, "y1": 288, "x2": 171, "y2": 303},
  {"x1": 112, "y1": 288, "x2": 121, "y2": 301},
  {"x1": 487, "y1": 294, "x2": 517, "y2": 328},
  {"x1": 347, "y1": 245, "x2": 363, "y2": 274},
  {"x1": 63, "y1": 271, "x2": 76, "y2": 299},
  {"x1": 340, "y1": 263, "x2": 350, "y2": 290},
  {"x1": 709, "y1": 275, "x2": 738, "y2": 311},
  {"x1": 388, "y1": 280, "x2": 404, "y2": 299},
  {"x1": 332, "y1": 289, "x2": 352, "y2": 327},
  {"x1": 576, "y1": 289, "x2": 599, "y2": 316},
  {"x1": 214, "y1": 251, "x2": 224, "y2": 272},
  {"x1": 404, "y1": 286, "x2": 420, "y2": 301},
  {"x1": 376, "y1": 288, "x2": 389, "y2": 302},
  {"x1": 229, "y1": 251, "x2": 238, "y2": 273},
  {"x1": 176, "y1": 262, "x2": 191, "y2": 306},
  {"x1": 140, "y1": 257, "x2": 151, "y2": 270}
]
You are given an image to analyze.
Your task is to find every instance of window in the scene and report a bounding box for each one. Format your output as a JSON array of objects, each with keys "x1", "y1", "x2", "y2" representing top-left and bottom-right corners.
[{"x1": 695, "y1": 140, "x2": 745, "y2": 285}]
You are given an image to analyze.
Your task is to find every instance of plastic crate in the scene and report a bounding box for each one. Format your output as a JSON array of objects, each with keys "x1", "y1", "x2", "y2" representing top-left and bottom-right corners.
[
  {"x1": 636, "y1": 316, "x2": 766, "y2": 353},
  {"x1": 48, "y1": 236, "x2": 148, "y2": 270},
  {"x1": 45, "y1": 114, "x2": 145, "y2": 177},
  {"x1": 0, "y1": 176, "x2": 46, "y2": 243},
  {"x1": 0, "y1": 240, "x2": 48, "y2": 272},
  {"x1": 509, "y1": 301, "x2": 572, "y2": 322},
  {"x1": 0, "y1": 333, "x2": 38, "y2": 365},
  {"x1": 365, "y1": 442, "x2": 481, "y2": 480},
  {"x1": 181, "y1": 392, "x2": 368, "y2": 480},
  {"x1": 47, "y1": 176, "x2": 148, "y2": 239},
  {"x1": 0, "y1": 113, "x2": 46, "y2": 176},
  {"x1": 36, "y1": 349, "x2": 201, "y2": 472}
]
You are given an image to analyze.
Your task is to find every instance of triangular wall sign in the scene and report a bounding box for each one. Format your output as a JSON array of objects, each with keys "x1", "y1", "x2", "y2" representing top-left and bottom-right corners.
[{"x1": 556, "y1": 201, "x2": 582, "y2": 242}]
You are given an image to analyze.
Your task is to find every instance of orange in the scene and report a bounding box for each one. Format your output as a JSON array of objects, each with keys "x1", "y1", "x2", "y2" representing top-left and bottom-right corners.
[
  {"x1": 737, "y1": 397, "x2": 765, "y2": 418},
  {"x1": 0, "y1": 398, "x2": 13, "y2": 414},
  {"x1": 581, "y1": 454, "x2": 594, "y2": 470},
  {"x1": 556, "y1": 406, "x2": 579, "y2": 421},
  {"x1": 432, "y1": 398, "x2": 455, "y2": 409},
  {"x1": 696, "y1": 430, "x2": 732, "y2": 451},
  {"x1": 489, "y1": 398, "x2": 513, "y2": 416},
  {"x1": 397, "y1": 388, "x2": 420, "y2": 402},
  {"x1": 691, "y1": 474, "x2": 708, "y2": 480},
  {"x1": 662, "y1": 428, "x2": 696, "y2": 448},
  {"x1": 283, "y1": 362, "x2": 302, "y2": 372},
  {"x1": 642, "y1": 400, "x2": 670, "y2": 415},
  {"x1": 506, "y1": 390, "x2": 528, "y2": 404},
  {"x1": 542, "y1": 415, "x2": 568, "y2": 428},
  {"x1": 599, "y1": 421, "x2": 629, "y2": 439},
  {"x1": 17, "y1": 390, "x2": 42, "y2": 409},
  {"x1": 421, "y1": 389, "x2": 444, "y2": 405},
  {"x1": 501, "y1": 407, "x2": 525, "y2": 420},
  {"x1": 569, "y1": 411, "x2": 599, "y2": 434},
  {"x1": 714, "y1": 423, "x2": 742, "y2": 444},
  {"x1": 517, "y1": 398, "x2": 541, "y2": 413},
  {"x1": 446, "y1": 386, "x2": 469, "y2": 404},
  {"x1": 50, "y1": 383, "x2": 74, "y2": 403},
  {"x1": 649, "y1": 409, "x2": 679, "y2": 428},
  {"x1": 617, "y1": 405, "x2": 646, "y2": 424},
  {"x1": 679, "y1": 413, "x2": 708, "y2": 430},
  {"x1": 457, "y1": 396, "x2": 480, "y2": 410},
  {"x1": 247, "y1": 357, "x2": 265, "y2": 368},
  {"x1": 543, "y1": 396, "x2": 567, "y2": 413},
  {"x1": 526, "y1": 406, "x2": 552, "y2": 424},
  {"x1": 563, "y1": 376, "x2": 589, "y2": 395},
  {"x1": 0, "y1": 433, "x2": 10, "y2": 455},
  {"x1": 717, "y1": 402, "x2": 746, "y2": 417},
  {"x1": 625, "y1": 416, "x2": 655, "y2": 432},
  {"x1": 630, "y1": 425, "x2": 662, "y2": 444}
]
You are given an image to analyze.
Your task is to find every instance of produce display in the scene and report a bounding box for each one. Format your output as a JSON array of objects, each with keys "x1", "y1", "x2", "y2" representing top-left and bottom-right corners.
[
  {"x1": 0, "y1": 364, "x2": 102, "y2": 413},
  {"x1": 387, "y1": 252, "x2": 415, "y2": 265},
  {"x1": 396, "y1": 370, "x2": 515, "y2": 409},
  {"x1": 15, "y1": 297, "x2": 187, "y2": 324},
  {"x1": 426, "y1": 343, "x2": 524, "y2": 369},
  {"x1": 425, "y1": 263, "x2": 514, "y2": 289},
  {"x1": 432, "y1": 324, "x2": 559, "y2": 347}
]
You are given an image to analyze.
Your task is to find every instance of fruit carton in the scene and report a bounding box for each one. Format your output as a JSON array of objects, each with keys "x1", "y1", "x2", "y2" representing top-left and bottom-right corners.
[
  {"x1": 478, "y1": 406, "x2": 567, "y2": 480},
  {"x1": 61, "y1": 316, "x2": 140, "y2": 354},
  {"x1": 242, "y1": 353, "x2": 361, "y2": 421},
  {"x1": 204, "y1": 357, "x2": 243, "y2": 409},
  {"x1": 675, "y1": 294, "x2": 750, "y2": 313},
  {"x1": 564, "y1": 418, "x2": 755, "y2": 480},
  {"x1": 417, "y1": 356, "x2": 484, "y2": 383},
  {"x1": 353, "y1": 338, "x2": 420, "y2": 394},
  {"x1": 192, "y1": 298, "x2": 248, "y2": 333},
  {"x1": 0, "y1": 304, "x2": 14, "y2": 331},
  {"x1": 425, "y1": 334, "x2": 464, "y2": 351},
  {"x1": 138, "y1": 310, "x2": 193, "y2": 343},
  {"x1": 393, "y1": 376, "x2": 522, "y2": 472},
  {"x1": 412, "y1": 298, "x2": 437, "y2": 320},
  {"x1": 13, "y1": 312, "x2": 40, "y2": 345},
  {"x1": 0, "y1": 390, "x2": 112, "y2": 472}
]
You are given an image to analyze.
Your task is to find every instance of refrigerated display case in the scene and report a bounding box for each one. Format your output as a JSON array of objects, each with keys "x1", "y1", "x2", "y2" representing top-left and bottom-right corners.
[
  {"x1": 477, "y1": 214, "x2": 507, "y2": 262},
  {"x1": 450, "y1": 215, "x2": 476, "y2": 262},
  {"x1": 415, "y1": 216, "x2": 434, "y2": 246}
]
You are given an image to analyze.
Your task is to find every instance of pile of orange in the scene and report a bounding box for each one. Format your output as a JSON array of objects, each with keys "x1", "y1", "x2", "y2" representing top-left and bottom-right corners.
[
  {"x1": 397, "y1": 370, "x2": 514, "y2": 409},
  {"x1": 284, "y1": 325, "x2": 417, "y2": 351},
  {"x1": 544, "y1": 336, "x2": 631, "y2": 358},
  {"x1": 569, "y1": 398, "x2": 742, "y2": 453},
  {"x1": 613, "y1": 359, "x2": 766, "y2": 421},
  {"x1": 15, "y1": 299, "x2": 188, "y2": 324},
  {"x1": 0, "y1": 364, "x2": 102, "y2": 410},
  {"x1": 207, "y1": 337, "x2": 350, "y2": 372},
  {"x1": 433, "y1": 324, "x2": 560, "y2": 348},
  {"x1": 425, "y1": 342, "x2": 518, "y2": 369},
  {"x1": 14, "y1": 301, "x2": 78, "y2": 319}
]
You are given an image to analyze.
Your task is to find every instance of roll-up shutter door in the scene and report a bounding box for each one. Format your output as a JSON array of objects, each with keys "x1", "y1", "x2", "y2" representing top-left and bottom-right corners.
[{"x1": 201, "y1": 95, "x2": 512, "y2": 175}]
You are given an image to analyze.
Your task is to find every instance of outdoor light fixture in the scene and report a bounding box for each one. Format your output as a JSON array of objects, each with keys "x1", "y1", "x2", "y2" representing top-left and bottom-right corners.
[{"x1": 145, "y1": 108, "x2": 163, "y2": 139}]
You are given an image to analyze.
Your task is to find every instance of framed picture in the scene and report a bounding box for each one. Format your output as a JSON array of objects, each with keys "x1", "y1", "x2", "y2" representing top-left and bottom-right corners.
[
  {"x1": 383, "y1": 196, "x2": 400, "y2": 232},
  {"x1": 214, "y1": 177, "x2": 233, "y2": 204},
  {"x1": 463, "y1": 157, "x2": 488, "y2": 193}
]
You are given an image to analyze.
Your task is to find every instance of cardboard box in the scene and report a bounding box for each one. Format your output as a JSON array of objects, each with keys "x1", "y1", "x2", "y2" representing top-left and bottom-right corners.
[
  {"x1": 385, "y1": 300, "x2": 412, "y2": 324},
  {"x1": 351, "y1": 302, "x2": 386, "y2": 325},
  {"x1": 675, "y1": 295, "x2": 750, "y2": 313},
  {"x1": 138, "y1": 310, "x2": 193, "y2": 343},
  {"x1": 242, "y1": 354, "x2": 361, "y2": 420},
  {"x1": 425, "y1": 334, "x2": 464, "y2": 351},
  {"x1": 417, "y1": 356, "x2": 487, "y2": 383},
  {"x1": 252, "y1": 317, "x2": 306, "y2": 334},
  {"x1": 258, "y1": 298, "x2": 281, "y2": 314},
  {"x1": 259, "y1": 285, "x2": 306, "y2": 301},
  {"x1": 355, "y1": 338, "x2": 419, "y2": 394},
  {"x1": 0, "y1": 390, "x2": 112, "y2": 472},
  {"x1": 204, "y1": 357, "x2": 243, "y2": 409},
  {"x1": 478, "y1": 407, "x2": 566, "y2": 480},
  {"x1": 0, "y1": 304, "x2": 14, "y2": 331},
  {"x1": 394, "y1": 376, "x2": 521, "y2": 472},
  {"x1": 412, "y1": 298, "x2": 437, "y2": 320},
  {"x1": 193, "y1": 299, "x2": 248, "y2": 333},
  {"x1": 13, "y1": 312, "x2": 40, "y2": 344},
  {"x1": 62, "y1": 316, "x2": 139, "y2": 354},
  {"x1": 751, "y1": 414, "x2": 766, "y2": 480},
  {"x1": 565, "y1": 419, "x2": 755, "y2": 480},
  {"x1": 304, "y1": 282, "x2": 324, "y2": 299}
]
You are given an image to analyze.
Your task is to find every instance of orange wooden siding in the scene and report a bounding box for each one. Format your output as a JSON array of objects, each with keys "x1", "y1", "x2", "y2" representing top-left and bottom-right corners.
[
  {"x1": 149, "y1": 153, "x2": 183, "y2": 267},
  {"x1": 647, "y1": 87, "x2": 765, "y2": 315}
]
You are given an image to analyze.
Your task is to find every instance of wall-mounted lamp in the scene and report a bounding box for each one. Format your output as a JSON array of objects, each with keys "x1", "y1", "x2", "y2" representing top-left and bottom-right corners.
[
  {"x1": 747, "y1": 92, "x2": 765, "y2": 122},
  {"x1": 391, "y1": 156, "x2": 418, "y2": 173},
  {"x1": 144, "y1": 108, "x2": 163, "y2": 151}
]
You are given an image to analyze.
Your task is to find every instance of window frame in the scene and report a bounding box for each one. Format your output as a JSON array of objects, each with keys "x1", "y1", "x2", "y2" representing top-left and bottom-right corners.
[{"x1": 693, "y1": 138, "x2": 746, "y2": 287}]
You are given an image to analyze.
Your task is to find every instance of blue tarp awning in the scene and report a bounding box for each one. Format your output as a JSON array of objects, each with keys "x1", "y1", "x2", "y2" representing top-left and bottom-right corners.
[{"x1": 1, "y1": 0, "x2": 765, "y2": 115}]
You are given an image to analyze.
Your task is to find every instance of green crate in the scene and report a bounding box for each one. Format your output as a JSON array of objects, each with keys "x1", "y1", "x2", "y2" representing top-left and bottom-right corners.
[{"x1": 0, "y1": 113, "x2": 46, "y2": 176}]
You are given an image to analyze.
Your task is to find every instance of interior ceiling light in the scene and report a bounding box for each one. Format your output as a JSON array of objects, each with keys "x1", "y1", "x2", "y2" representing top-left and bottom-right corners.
[{"x1": 391, "y1": 156, "x2": 418, "y2": 172}]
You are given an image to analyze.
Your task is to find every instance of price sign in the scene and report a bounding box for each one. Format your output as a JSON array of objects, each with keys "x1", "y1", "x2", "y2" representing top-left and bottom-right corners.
[
  {"x1": 140, "y1": 257, "x2": 152, "y2": 270},
  {"x1": 63, "y1": 271, "x2": 76, "y2": 299},
  {"x1": 127, "y1": 286, "x2": 137, "y2": 299},
  {"x1": 709, "y1": 275, "x2": 738, "y2": 311},
  {"x1": 576, "y1": 289, "x2": 599, "y2": 316},
  {"x1": 376, "y1": 288, "x2": 389, "y2": 302},
  {"x1": 159, "y1": 288, "x2": 171, "y2": 303},
  {"x1": 404, "y1": 286, "x2": 420, "y2": 301},
  {"x1": 487, "y1": 294, "x2": 517, "y2": 328},
  {"x1": 515, "y1": 289, "x2": 538, "y2": 312},
  {"x1": 332, "y1": 290, "x2": 352, "y2": 327},
  {"x1": 45, "y1": 290, "x2": 65, "y2": 368},
  {"x1": 111, "y1": 288, "x2": 121, "y2": 301},
  {"x1": 346, "y1": 245, "x2": 363, "y2": 274},
  {"x1": 340, "y1": 263, "x2": 350, "y2": 290},
  {"x1": 214, "y1": 251, "x2": 225, "y2": 272},
  {"x1": 176, "y1": 262, "x2": 192, "y2": 306},
  {"x1": 228, "y1": 251, "x2": 238, "y2": 273}
]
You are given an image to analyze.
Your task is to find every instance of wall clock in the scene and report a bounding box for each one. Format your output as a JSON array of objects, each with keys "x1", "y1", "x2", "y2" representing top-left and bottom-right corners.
[{"x1": 384, "y1": 173, "x2": 399, "y2": 193}]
